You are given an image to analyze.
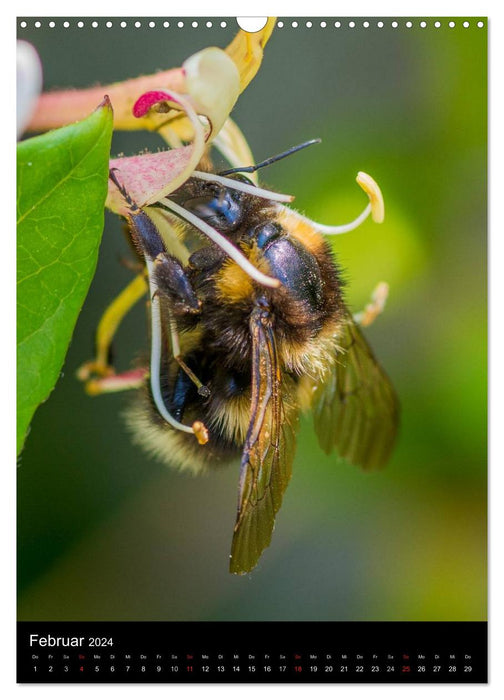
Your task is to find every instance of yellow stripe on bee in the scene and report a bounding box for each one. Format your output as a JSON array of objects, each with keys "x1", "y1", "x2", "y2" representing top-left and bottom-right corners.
[
  {"x1": 277, "y1": 209, "x2": 326, "y2": 255},
  {"x1": 215, "y1": 246, "x2": 269, "y2": 302}
]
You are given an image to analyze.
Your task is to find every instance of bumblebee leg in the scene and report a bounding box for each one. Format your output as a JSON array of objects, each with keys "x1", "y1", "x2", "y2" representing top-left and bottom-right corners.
[
  {"x1": 152, "y1": 252, "x2": 200, "y2": 315},
  {"x1": 165, "y1": 302, "x2": 211, "y2": 397},
  {"x1": 126, "y1": 200, "x2": 210, "y2": 427},
  {"x1": 162, "y1": 306, "x2": 211, "y2": 398},
  {"x1": 353, "y1": 281, "x2": 389, "y2": 327},
  {"x1": 77, "y1": 272, "x2": 148, "y2": 382},
  {"x1": 151, "y1": 253, "x2": 210, "y2": 396},
  {"x1": 174, "y1": 353, "x2": 210, "y2": 398}
]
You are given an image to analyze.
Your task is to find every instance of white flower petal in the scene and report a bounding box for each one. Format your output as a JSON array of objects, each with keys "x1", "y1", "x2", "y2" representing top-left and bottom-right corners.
[
  {"x1": 183, "y1": 47, "x2": 240, "y2": 139},
  {"x1": 17, "y1": 41, "x2": 42, "y2": 138}
]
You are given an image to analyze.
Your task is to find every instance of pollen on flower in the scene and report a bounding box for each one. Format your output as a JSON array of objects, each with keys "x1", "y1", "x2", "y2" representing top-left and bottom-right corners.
[
  {"x1": 356, "y1": 172, "x2": 385, "y2": 224},
  {"x1": 193, "y1": 421, "x2": 209, "y2": 445}
]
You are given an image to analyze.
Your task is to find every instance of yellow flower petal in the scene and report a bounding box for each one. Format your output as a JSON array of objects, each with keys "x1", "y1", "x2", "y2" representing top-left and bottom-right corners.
[
  {"x1": 212, "y1": 118, "x2": 258, "y2": 184},
  {"x1": 225, "y1": 17, "x2": 276, "y2": 91}
]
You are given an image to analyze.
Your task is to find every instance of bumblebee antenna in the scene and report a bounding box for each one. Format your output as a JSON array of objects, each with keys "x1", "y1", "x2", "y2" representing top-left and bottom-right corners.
[{"x1": 218, "y1": 138, "x2": 321, "y2": 176}]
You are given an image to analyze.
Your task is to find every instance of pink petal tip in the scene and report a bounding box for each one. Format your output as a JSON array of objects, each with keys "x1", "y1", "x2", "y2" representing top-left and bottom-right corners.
[{"x1": 133, "y1": 90, "x2": 176, "y2": 118}]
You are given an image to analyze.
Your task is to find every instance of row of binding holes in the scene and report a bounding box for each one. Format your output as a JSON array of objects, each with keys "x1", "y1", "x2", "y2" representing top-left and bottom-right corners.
[
  {"x1": 19, "y1": 19, "x2": 486, "y2": 29},
  {"x1": 19, "y1": 20, "x2": 229, "y2": 29},
  {"x1": 279, "y1": 20, "x2": 484, "y2": 29}
]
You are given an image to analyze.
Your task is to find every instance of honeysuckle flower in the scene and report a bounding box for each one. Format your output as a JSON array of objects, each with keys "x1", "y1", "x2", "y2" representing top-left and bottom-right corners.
[
  {"x1": 106, "y1": 79, "x2": 296, "y2": 214},
  {"x1": 26, "y1": 19, "x2": 277, "y2": 225},
  {"x1": 27, "y1": 19, "x2": 276, "y2": 135},
  {"x1": 17, "y1": 41, "x2": 42, "y2": 138},
  {"x1": 23, "y1": 17, "x2": 291, "y2": 247},
  {"x1": 106, "y1": 85, "x2": 210, "y2": 213},
  {"x1": 28, "y1": 18, "x2": 276, "y2": 253}
]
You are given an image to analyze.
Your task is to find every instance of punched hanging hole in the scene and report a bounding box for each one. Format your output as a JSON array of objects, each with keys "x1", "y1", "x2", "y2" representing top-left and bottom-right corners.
[{"x1": 236, "y1": 17, "x2": 268, "y2": 33}]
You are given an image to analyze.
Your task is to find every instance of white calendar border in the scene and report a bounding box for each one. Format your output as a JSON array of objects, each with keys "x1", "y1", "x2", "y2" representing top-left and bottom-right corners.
[{"x1": 4, "y1": 1, "x2": 501, "y2": 698}]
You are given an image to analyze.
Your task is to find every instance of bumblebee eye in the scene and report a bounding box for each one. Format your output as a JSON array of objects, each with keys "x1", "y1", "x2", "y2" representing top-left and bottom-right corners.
[
  {"x1": 183, "y1": 190, "x2": 243, "y2": 232},
  {"x1": 252, "y1": 222, "x2": 283, "y2": 249},
  {"x1": 184, "y1": 194, "x2": 222, "y2": 219}
]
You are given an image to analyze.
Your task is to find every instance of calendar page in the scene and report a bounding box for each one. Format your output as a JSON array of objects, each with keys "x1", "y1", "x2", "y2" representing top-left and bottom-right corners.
[{"x1": 16, "y1": 16, "x2": 487, "y2": 683}]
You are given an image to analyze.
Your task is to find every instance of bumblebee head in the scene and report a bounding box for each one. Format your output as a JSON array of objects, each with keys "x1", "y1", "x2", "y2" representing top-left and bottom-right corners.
[
  {"x1": 169, "y1": 140, "x2": 321, "y2": 236},
  {"x1": 174, "y1": 175, "x2": 255, "y2": 234}
]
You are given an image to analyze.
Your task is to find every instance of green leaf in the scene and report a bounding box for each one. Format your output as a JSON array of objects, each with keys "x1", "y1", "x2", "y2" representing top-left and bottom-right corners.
[{"x1": 17, "y1": 98, "x2": 113, "y2": 455}]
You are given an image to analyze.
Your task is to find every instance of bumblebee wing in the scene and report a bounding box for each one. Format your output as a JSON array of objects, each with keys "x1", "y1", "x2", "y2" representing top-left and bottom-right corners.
[
  {"x1": 229, "y1": 304, "x2": 298, "y2": 575},
  {"x1": 312, "y1": 310, "x2": 399, "y2": 469}
]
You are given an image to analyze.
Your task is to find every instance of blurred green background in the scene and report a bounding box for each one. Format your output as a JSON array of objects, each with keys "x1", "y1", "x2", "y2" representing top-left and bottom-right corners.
[{"x1": 17, "y1": 18, "x2": 486, "y2": 621}]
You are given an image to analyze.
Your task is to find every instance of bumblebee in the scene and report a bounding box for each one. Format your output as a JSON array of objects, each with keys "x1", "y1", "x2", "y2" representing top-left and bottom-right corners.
[{"x1": 79, "y1": 142, "x2": 399, "y2": 575}]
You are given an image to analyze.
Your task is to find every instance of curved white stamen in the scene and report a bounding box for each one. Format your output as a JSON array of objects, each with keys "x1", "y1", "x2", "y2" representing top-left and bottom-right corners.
[
  {"x1": 314, "y1": 202, "x2": 372, "y2": 235},
  {"x1": 145, "y1": 258, "x2": 195, "y2": 436},
  {"x1": 279, "y1": 202, "x2": 372, "y2": 235},
  {"x1": 192, "y1": 170, "x2": 293, "y2": 203},
  {"x1": 159, "y1": 198, "x2": 281, "y2": 289},
  {"x1": 143, "y1": 89, "x2": 207, "y2": 206},
  {"x1": 274, "y1": 170, "x2": 384, "y2": 235}
]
